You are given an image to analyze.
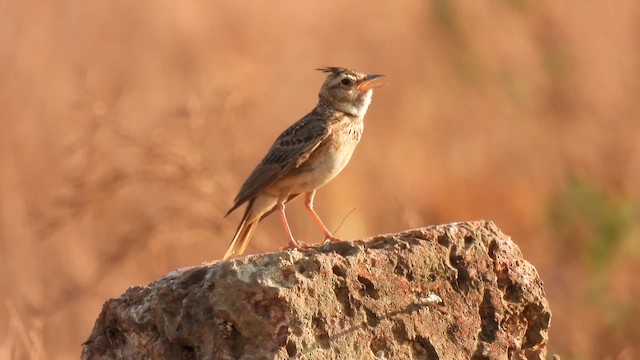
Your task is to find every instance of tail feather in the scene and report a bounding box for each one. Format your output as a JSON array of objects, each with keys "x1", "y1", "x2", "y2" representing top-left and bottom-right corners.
[{"x1": 224, "y1": 199, "x2": 258, "y2": 259}]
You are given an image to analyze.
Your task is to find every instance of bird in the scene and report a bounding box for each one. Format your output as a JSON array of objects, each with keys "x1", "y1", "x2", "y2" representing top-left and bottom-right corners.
[{"x1": 223, "y1": 67, "x2": 384, "y2": 260}]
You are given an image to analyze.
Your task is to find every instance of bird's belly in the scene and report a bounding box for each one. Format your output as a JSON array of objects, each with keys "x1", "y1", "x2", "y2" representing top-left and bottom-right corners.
[
  {"x1": 268, "y1": 136, "x2": 358, "y2": 196},
  {"x1": 302, "y1": 144, "x2": 353, "y2": 186}
]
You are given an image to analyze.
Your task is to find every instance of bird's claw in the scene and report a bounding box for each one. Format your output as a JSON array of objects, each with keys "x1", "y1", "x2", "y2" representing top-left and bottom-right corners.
[
  {"x1": 322, "y1": 235, "x2": 342, "y2": 245},
  {"x1": 281, "y1": 240, "x2": 321, "y2": 254}
]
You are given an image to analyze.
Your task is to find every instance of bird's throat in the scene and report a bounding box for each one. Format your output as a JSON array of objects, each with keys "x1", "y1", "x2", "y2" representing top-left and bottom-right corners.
[{"x1": 333, "y1": 91, "x2": 373, "y2": 118}]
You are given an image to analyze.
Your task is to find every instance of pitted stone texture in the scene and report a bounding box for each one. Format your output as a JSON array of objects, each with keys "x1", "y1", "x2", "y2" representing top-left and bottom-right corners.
[{"x1": 82, "y1": 220, "x2": 550, "y2": 360}]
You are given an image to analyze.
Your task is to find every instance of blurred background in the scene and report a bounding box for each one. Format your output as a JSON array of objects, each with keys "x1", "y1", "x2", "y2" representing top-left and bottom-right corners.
[{"x1": 1, "y1": 1, "x2": 639, "y2": 359}]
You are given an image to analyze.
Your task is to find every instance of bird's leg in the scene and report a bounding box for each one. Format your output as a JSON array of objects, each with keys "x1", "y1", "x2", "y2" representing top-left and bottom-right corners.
[
  {"x1": 277, "y1": 201, "x2": 303, "y2": 249},
  {"x1": 304, "y1": 191, "x2": 341, "y2": 244}
]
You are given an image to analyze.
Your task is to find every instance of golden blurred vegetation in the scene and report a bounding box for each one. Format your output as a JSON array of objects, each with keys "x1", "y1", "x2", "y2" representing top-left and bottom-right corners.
[{"x1": 1, "y1": 1, "x2": 639, "y2": 359}]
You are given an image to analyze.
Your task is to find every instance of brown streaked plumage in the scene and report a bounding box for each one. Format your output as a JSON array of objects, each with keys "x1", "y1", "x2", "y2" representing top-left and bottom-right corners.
[{"x1": 224, "y1": 67, "x2": 384, "y2": 259}]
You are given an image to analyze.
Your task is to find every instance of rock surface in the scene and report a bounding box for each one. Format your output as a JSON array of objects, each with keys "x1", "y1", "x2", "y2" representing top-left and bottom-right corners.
[{"x1": 82, "y1": 220, "x2": 551, "y2": 360}]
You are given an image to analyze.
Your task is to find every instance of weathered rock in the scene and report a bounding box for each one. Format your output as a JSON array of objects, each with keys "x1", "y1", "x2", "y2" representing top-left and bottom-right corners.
[{"x1": 82, "y1": 220, "x2": 550, "y2": 359}]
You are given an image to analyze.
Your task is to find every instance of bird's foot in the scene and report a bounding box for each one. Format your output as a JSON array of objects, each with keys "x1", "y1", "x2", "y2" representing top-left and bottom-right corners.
[
  {"x1": 299, "y1": 235, "x2": 341, "y2": 248},
  {"x1": 280, "y1": 239, "x2": 321, "y2": 254},
  {"x1": 322, "y1": 234, "x2": 342, "y2": 245}
]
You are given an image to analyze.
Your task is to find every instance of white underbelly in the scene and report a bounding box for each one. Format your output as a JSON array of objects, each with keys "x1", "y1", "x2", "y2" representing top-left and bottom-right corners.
[
  {"x1": 302, "y1": 145, "x2": 353, "y2": 188},
  {"x1": 266, "y1": 137, "x2": 358, "y2": 197}
]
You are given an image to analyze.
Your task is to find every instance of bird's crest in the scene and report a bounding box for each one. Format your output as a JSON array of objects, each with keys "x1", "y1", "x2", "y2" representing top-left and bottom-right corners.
[{"x1": 316, "y1": 67, "x2": 356, "y2": 75}]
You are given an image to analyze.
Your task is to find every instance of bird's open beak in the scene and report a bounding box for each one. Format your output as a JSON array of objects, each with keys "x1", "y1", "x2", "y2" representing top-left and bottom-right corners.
[{"x1": 357, "y1": 74, "x2": 386, "y2": 90}]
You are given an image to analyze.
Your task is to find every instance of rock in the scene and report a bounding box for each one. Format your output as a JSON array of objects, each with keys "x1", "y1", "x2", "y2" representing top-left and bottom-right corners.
[{"x1": 82, "y1": 220, "x2": 551, "y2": 360}]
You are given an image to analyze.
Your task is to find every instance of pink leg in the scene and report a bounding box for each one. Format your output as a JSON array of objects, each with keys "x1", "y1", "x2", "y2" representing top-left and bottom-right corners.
[
  {"x1": 304, "y1": 191, "x2": 341, "y2": 243},
  {"x1": 277, "y1": 201, "x2": 303, "y2": 249}
]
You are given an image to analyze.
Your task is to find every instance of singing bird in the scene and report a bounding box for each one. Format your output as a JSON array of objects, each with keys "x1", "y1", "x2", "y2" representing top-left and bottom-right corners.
[{"x1": 224, "y1": 67, "x2": 384, "y2": 259}]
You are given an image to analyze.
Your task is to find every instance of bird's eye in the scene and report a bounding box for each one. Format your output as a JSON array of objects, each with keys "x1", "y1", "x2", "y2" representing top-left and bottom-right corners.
[{"x1": 341, "y1": 78, "x2": 352, "y2": 86}]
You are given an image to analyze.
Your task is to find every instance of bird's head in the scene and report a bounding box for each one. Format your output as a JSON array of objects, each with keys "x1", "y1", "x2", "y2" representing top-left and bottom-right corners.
[{"x1": 317, "y1": 67, "x2": 385, "y2": 117}]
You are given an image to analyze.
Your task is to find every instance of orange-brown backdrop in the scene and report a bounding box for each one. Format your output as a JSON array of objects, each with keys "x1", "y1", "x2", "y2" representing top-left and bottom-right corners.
[{"x1": 1, "y1": 1, "x2": 639, "y2": 359}]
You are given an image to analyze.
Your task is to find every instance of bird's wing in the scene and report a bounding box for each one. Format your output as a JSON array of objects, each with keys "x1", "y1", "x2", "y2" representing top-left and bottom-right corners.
[{"x1": 226, "y1": 112, "x2": 331, "y2": 216}]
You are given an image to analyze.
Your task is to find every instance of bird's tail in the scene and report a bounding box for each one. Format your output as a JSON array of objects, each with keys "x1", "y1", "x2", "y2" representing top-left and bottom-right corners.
[{"x1": 223, "y1": 199, "x2": 258, "y2": 260}]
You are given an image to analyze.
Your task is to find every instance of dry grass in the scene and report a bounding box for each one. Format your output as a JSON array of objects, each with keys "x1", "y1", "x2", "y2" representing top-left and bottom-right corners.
[{"x1": 1, "y1": 1, "x2": 639, "y2": 359}]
